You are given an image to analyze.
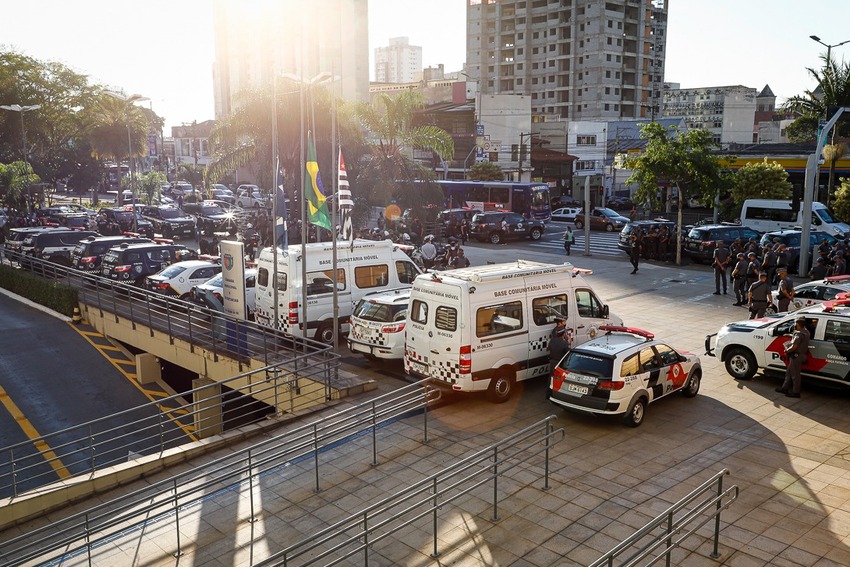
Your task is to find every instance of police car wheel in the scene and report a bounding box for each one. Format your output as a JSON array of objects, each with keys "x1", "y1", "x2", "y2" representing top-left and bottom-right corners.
[
  {"x1": 683, "y1": 370, "x2": 701, "y2": 398},
  {"x1": 623, "y1": 397, "x2": 646, "y2": 427},
  {"x1": 725, "y1": 347, "x2": 756, "y2": 380},
  {"x1": 530, "y1": 227, "x2": 543, "y2": 240},
  {"x1": 765, "y1": 304, "x2": 777, "y2": 316},
  {"x1": 487, "y1": 371, "x2": 514, "y2": 403},
  {"x1": 489, "y1": 232, "x2": 502, "y2": 245}
]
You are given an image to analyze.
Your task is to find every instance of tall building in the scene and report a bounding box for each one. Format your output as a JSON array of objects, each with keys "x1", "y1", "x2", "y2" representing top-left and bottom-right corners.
[
  {"x1": 662, "y1": 84, "x2": 757, "y2": 146},
  {"x1": 212, "y1": 0, "x2": 370, "y2": 119},
  {"x1": 374, "y1": 37, "x2": 423, "y2": 83},
  {"x1": 466, "y1": 0, "x2": 668, "y2": 122}
]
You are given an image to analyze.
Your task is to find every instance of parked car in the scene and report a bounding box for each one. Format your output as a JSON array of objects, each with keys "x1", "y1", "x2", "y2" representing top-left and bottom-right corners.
[
  {"x1": 682, "y1": 224, "x2": 761, "y2": 264},
  {"x1": 210, "y1": 184, "x2": 235, "y2": 204},
  {"x1": 347, "y1": 288, "x2": 410, "y2": 361},
  {"x1": 549, "y1": 325, "x2": 701, "y2": 427},
  {"x1": 550, "y1": 207, "x2": 581, "y2": 223},
  {"x1": 146, "y1": 260, "x2": 222, "y2": 299},
  {"x1": 192, "y1": 268, "x2": 258, "y2": 319},
  {"x1": 97, "y1": 207, "x2": 154, "y2": 239},
  {"x1": 607, "y1": 197, "x2": 634, "y2": 210},
  {"x1": 140, "y1": 205, "x2": 196, "y2": 238},
  {"x1": 767, "y1": 275, "x2": 850, "y2": 315},
  {"x1": 469, "y1": 211, "x2": 545, "y2": 244},
  {"x1": 758, "y1": 229, "x2": 837, "y2": 274},
  {"x1": 71, "y1": 235, "x2": 152, "y2": 273},
  {"x1": 20, "y1": 229, "x2": 100, "y2": 267},
  {"x1": 617, "y1": 219, "x2": 677, "y2": 253},
  {"x1": 100, "y1": 242, "x2": 196, "y2": 286},
  {"x1": 235, "y1": 185, "x2": 267, "y2": 208},
  {"x1": 5, "y1": 226, "x2": 61, "y2": 255},
  {"x1": 573, "y1": 207, "x2": 630, "y2": 232},
  {"x1": 436, "y1": 208, "x2": 478, "y2": 237},
  {"x1": 194, "y1": 202, "x2": 239, "y2": 235}
]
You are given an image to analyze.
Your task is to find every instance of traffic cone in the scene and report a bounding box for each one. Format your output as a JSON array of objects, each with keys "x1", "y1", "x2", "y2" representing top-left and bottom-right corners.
[{"x1": 72, "y1": 307, "x2": 82, "y2": 324}]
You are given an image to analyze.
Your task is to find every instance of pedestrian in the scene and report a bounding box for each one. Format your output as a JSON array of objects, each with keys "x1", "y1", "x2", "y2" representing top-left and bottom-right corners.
[
  {"x1": 712, "y1": 239, "x2": 730, "y2": 295},
  {"x1": 761, "y1": 244, "x2": 777, "y2": 290},
  {"x1": 629, "y1": 233, "x2": 642, "y2": 274},
  {"x1": 809, "y1": 256, "x2": 829, "y2": 280},
  {"x1": 748, "y1": 271, "x2": 771, "y2": 319},
  {"x1": 776, "y1": 267, "x2": 794, "y2": 313},
  {"x1": 500, "y1": 216, "x2": 508, "y2": 243},
  {"x1": 460, "y1": 219, "x2": 469, "y2": 245},
  {"x1": 420, "y1": 234, "x2": 437, "y2": 269},
  {"x1": 776, "y1": 316, "x2": 810, "y2": 398},
  {"x1": 563, "y1": 226, "x2": 575, "y2": 256},
  {"x1": 549, "y1": 317, "x2": 570, "y2": 374},
  {"x1": 176, "y1": 193, "x2": 183, "y2": 209},
  {"x1": 629, "y1": 206, "x2": 636, "y2": 221},
  {"x1": 450, "y1": 247, "x2": 470, "y2": 268},
  {"x1": 731, "y1": 252, "x2": 749, "y2": 306}
]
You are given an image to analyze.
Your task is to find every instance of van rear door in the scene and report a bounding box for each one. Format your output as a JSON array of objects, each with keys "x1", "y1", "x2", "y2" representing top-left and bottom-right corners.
[{"x1": 405, "y1": 281, "x2": 464, "y2": 386}]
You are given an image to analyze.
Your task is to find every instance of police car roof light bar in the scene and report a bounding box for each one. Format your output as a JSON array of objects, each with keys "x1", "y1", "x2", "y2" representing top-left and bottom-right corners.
[
  {"x1": 825, "y1": 275, "x2": 850, "y2": 283},
  {"x1": 599, "y1": 325, "x2": 655, "y2": 339},
  {"x1": 821, "y1": 297, "x2": 850, "y2": 312}
]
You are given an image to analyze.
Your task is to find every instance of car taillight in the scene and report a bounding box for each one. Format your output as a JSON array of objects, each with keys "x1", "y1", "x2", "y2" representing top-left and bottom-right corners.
[
  {"x1": 81, "y1": 256, "x2": 97, "y2": 264},
  {"x1": 597, "y1": 379, "x2": 625, "y2": 391},
  {"x1": 288, "y1": 301, "x2": 299, "y2": 324},
  {"x1": 213, "y1": 292, "x2": 224, "y2": 302},
  {"x1": 459, "y1": 345, "x2": 471, "y2": 374},
  {"x1": 114, "y1": 265, "x2": 132, "y2": 273},
  {"x1": 155, "y1": 282, "x2": 170, "y2": 290},
  {"x1": 382, "y1": 322, "x2": 405, "y2": 333},
  {"x1": 701, "y1": 240, "x2": 714, "y2": 248}
]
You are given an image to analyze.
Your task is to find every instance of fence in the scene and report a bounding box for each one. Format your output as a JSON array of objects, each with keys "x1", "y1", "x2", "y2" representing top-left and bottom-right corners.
[{"x1": 0, "y1": 380, "x2": 441, "y2": 566}]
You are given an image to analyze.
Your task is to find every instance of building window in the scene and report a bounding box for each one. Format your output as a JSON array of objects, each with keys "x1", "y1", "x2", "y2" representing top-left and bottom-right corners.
[
  {"x1": 576, "y1": 135, "x2": 596, "y2": 145},
  {"x1": 605, "y1": 71, "x2": 611, "y2": 78},
  {"x1": 605, "y1": 87, "x2": 610, "y2": 94},
  {"x1": 575, "y1": 160, "x2": 596, "y2": 171},
  {"x1": 606, "y1": 54, "x2": 611, "y2": 62},
  {"x1": 604, "y1": 104, "x2": 610, "y2": 111}
]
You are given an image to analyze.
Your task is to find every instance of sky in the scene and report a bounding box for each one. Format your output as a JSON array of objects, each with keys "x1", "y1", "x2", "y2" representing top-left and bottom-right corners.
[{"x1": 1, "y1": 1, "x2": 848, "y2": 132}]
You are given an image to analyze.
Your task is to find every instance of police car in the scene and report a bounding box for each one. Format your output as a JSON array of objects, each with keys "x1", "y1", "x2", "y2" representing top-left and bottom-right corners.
[
  {"x1": 347, "y1": 288, "x2": 410, "y2": 361},
  {"x1": 767, "y1": 275, "x2": 850, "y2": 314},
  {"x1": 145, "y1": 259, "x2": 222, "y2": 299},
  {"x1": 548, "y1": 326, "x2": 701, "y2": 427},
  {"x1": 706, "y1": 295, "x2": 850, "y2": 385}
]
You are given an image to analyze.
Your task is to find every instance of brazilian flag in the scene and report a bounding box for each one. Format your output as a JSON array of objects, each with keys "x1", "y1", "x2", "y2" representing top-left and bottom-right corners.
[{"x1": 304, "y1": 131, "x2": 331, "y2": 230}]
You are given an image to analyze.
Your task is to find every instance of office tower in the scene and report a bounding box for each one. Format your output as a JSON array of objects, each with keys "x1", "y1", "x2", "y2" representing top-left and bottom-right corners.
[{"x1": 375, "y1": 37, "x2": 423, "y2": 83}]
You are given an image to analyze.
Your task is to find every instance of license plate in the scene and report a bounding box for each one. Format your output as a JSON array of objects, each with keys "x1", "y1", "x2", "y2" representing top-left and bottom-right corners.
[
  {"x1": 567, "y1": 383, "x2": 589, "y2": 396},
  {"x1": 409, "y1": 360, "x2": 427, "y2": 375}
]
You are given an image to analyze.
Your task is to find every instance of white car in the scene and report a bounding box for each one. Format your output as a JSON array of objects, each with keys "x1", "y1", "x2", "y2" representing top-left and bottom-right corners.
[
  {"x1": 235, "y1": 185, "x2": 266, "y2": 208},
  {"x1": 768, "y1": 275, "x2": 850, "y2": 314},
  {"x1": 145, "y1": 260, "x2": 222, "y2": 299},
  {"x1": 192, "y1": 268, "x2": 258, "y2": 319},
  {"x1": 551, "y1": 207, "x2": 581, "y2": 222},
  {"x1": 706, "y1": 298, "x2": 850, "y2": 385},
  {"x1": 548, "y1": 326, "x2": 701, "y2": 427},
  {"x1": 347, "y1": 288, "x2": 410, "y2": 361},
  {"x1": 210, "y1": 184, "x2": 235, "y2": 204}
]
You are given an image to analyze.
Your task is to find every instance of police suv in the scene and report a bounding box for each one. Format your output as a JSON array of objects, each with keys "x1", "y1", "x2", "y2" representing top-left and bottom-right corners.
[
  {"x1": 548, "y1": 326, "x2": 701, "y2": 427},
  {"x1": 706, "y1": 294, "x2": 850, "y2": 385}
]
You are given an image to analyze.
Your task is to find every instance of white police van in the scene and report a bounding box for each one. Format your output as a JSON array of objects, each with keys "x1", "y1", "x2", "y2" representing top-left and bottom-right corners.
[
  {"x1": 404, "y1": 260, "x2": 622, "y2": 402},
  {"x1": 254, "y1": 239, "x2": 420, "y2": 344},
  {"x1": 741, "y1": 199, "x2": 850, "y2": 238}
]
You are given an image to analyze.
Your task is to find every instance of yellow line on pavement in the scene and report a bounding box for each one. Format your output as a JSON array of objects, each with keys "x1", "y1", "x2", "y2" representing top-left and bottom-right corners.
[{"x1": 0, "y1": 386, "x2": 72, "y2": 480}]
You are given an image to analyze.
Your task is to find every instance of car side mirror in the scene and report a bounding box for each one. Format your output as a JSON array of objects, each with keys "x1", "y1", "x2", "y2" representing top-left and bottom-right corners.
[{"x1": 602, "y1": 304, "x2": 610, "y2": 318}]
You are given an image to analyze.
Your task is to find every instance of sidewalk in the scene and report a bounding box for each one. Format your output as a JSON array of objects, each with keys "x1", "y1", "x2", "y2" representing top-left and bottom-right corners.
[{"x1": 3, "y1": 246, "x2": 850, "y2": 566}]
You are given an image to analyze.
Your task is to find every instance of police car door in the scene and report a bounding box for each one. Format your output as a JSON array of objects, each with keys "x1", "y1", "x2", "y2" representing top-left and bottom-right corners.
[
  {"x1": 573, "y1": 288, "x2": 609, "y2": 345},
  {"x1": 508, "y1": 213, "x2": 529, "y2": 237}
]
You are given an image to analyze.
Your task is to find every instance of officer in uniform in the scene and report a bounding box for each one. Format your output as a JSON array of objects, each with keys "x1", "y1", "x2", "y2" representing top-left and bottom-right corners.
[
  {"x1": 731, "y1": 252, "x2": 749, "y2": 306},
  {"x1": 420, "y1": 235, "x2": 437, "y2": 269},
  {"x1": 748, "y1": 271, "x2": 771, "y2": 319},
  {"x1": 776, "y1": 267, "x2": 795, "y2": 313},
  {"x1": 761, "y1": 244, "x2": 777, "y2": 290},
  {"x1": 809, "y1": 256, "x2": 829, "y2": 280},
  {"x1": 777, "y1": 316, "x2": 810, "y2": 398},
  {"x1": 549, "y1": 317, "x2": 570, "y2": 373},
  {"x1": 831, "y1": 253, "x2": 846, "y2": 276},
  {"x1": 712, "y1": 240, "x2": 730, "y2": 295},
  {"x1": 745, "y1": 252, "x2": 760, "y2": 291},
  {"x1": 629, "y1": 233, "x2": 642, "y2": 274}
]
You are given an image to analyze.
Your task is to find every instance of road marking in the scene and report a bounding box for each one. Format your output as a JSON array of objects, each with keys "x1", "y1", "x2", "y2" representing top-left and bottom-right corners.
[{"x1": 0, "y1": 386, "x2": 72, "y2": 480}]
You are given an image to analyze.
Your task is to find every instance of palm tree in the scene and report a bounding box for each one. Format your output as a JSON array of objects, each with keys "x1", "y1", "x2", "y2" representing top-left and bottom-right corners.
[
  {"x1": 88, "y1": 94, "x2": 150, "y2": 175},
  {"x1": 355, "y1": 91, "x2": 455, "y2": 215},
  {"x1": 782, "y1": 55, "x2": 850, "y2": 201}
]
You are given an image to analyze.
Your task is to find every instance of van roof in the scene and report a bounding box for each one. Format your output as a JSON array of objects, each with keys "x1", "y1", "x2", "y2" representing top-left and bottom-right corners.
[{"x1": 428, "y1": 259, "x2": 588, "y2": 283}]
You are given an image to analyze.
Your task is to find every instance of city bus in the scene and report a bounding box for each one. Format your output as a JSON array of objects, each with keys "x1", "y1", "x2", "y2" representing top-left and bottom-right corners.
[{"x1": 435, "y1": 180, "x2": 552, "y2": 222}]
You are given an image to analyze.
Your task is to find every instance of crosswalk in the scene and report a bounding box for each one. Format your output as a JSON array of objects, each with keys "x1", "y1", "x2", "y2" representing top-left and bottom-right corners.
[{"x1": 530, "y1": 231, "x2": 625, "y2": 257}]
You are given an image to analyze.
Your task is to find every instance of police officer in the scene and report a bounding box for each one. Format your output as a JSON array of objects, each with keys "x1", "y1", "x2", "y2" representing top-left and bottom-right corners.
[
  {"x1": 712, "y1": 240, "x2": 730, "y2": 295},
  {"x1": 831, "y1": 253, "x2": 846, "y2": 276},
  {"x1": 731, "y1": 252, "x2": 749, "y2": 306},
  {"x1": 776, "y1": 267, "x2": 794, "y2": 313},
  {"x1": 745, "y1": 252, "x2": 760, "y2": 291},
  {"x1": 809, "y1": 256, "x2": 829, "y2": 280},
  {"x1": 777, "y1": 316, "x2": 810, "y2": 398},
  {"x1": 420, "y1": 235, "x2": 437, "y2": 269},
  {"x1": 629, "y1": 233, "x2": 642, "y2": 274},
  {"x1": 761, "y1": 244, "x2": 777, "y2": 290},
  {"x1": 748, "y1": 271, "x2": 771, "y2": 319},
  {"x1": 549, "y1": 318, "x2": 570, "y2": 373}
]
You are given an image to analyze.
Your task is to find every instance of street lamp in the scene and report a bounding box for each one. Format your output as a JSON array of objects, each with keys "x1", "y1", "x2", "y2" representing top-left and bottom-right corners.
[
  {"x1": 104, "y1": 91, "x2": 148, "y2": 230},
  {"x1": 809, "y1": 35, "x2": 850, "y2": 64},
  {"x1": 0, "y1": 104, "x2": 41, "y2": 215}
]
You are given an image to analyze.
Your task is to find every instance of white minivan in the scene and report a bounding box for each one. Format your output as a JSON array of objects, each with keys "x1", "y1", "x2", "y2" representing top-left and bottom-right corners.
[
  {"x1": 404, "y1": 260, "x2": 623, "y2": 402},
  {"x1": 254, "y1": 239, "x2": 420, "y2": 344},
  {"x1": 740, "y1": 199, "x2": 850, "y2": 238}
]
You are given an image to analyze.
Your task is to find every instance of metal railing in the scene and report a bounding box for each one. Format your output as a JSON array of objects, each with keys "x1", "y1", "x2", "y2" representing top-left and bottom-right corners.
[
  {"x1": 0, "y1": 250, "x2": 338, "y2": 499},
  {"x1": 589, "y1": 468, "x2": 739, "y2": 567},
  {"x1": 0, "y1": 380, "x2": 441, "y2": 566},
  {"x1": 256, "y1": 415, "x2": 565, "y2": 567}
]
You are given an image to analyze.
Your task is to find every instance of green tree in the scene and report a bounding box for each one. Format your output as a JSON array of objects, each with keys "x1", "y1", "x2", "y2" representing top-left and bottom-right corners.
[
  {"x1": 467, "y1": 161, "x2": 504, "y2": 181},
  {"x1": 87, "y1": 93, "x2": 151, "y2": 170},
  {"x1": 355, "y1": 91, "x2": 454, "y2": 216},
  {"x1": 730, "y1": 158, "x2": 793, "y2": 205},
  {"x1": 135, "y1": 171, "x2": 167, "y2": 205},
  {"x1": 625, "y1": 122, "x2": 723, "y2": 264},
  {"x1": 832, "y1": 177, "x2": 850, "y2": 222},
  {"x1": 0, "y1": 161, "x2": 40, "y2": 211}
]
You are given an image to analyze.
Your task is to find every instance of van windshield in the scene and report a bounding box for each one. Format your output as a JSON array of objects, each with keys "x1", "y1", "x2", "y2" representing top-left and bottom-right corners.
[{"x1": 816, "y1": 208, "x2": 837, "y2": 223}]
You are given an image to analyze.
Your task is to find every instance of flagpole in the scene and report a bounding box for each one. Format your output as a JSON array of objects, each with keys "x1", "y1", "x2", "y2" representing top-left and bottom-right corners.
[
  {"x1": 299, "y1": 54, "x2": 308, "y2": 345},
  {"x1": 272, "y1": 71, "x2": 279, "y2": 332},
  {"x1": 330, "y1": 58, "x2": 339, "y2": 354}
]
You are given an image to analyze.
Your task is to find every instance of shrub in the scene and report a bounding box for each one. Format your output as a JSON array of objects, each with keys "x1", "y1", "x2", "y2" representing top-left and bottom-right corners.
[{"x1": 0, "y1": 264, "x2": 79, "y2": 317}]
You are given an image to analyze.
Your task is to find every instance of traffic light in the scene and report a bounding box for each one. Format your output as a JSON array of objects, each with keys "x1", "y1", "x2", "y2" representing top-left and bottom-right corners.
[{"x1": 790, "y1": 185, "x2": 802, "y2": 214}]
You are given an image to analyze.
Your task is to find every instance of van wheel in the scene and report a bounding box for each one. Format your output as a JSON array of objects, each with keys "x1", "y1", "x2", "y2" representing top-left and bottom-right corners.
[
  {"x1": 316, "y1": 323, "x2": 335, "y2": 345},
  {"x1": 487, "y1": 371, "x2": 514, "y2": 403},
  {"x1": 683, "y1": 369, "x2": 701, "y2": 398},
  {"x1": 489, "y1": 232, "x2": 502, "y2": 245},
  {"x1": 530, "y1": 227, "x2": 543, "y2": 240},
  {"x1": 623, "y1": 397, "x2": 646, "y2": 427},
  {"x1": 725, "y1": 347, "x2": 756, "y2": 380}
]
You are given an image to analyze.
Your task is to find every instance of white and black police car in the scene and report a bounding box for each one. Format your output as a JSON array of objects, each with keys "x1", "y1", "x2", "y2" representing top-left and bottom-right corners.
[
  {"x1": 706, "y1": 294, "x2": 850, "y2": 385},
  {"x1": 548, "y1": 326, "x2": 701, "y2": 427}
]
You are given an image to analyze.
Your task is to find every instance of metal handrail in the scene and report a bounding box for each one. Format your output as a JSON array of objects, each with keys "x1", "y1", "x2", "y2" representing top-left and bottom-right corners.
[
  {"x1": 256, "y1": 415, "x2": 565, "y2": 567},
  {"x1": 589, "y1": 468, "x2": 739, "y2": 567},
  {"x1": 0, "y1": 250, "x2": 338, "y2": 499},
  {"x1": 0, "y1": 380, "x2": 441, "y2": 566}
]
